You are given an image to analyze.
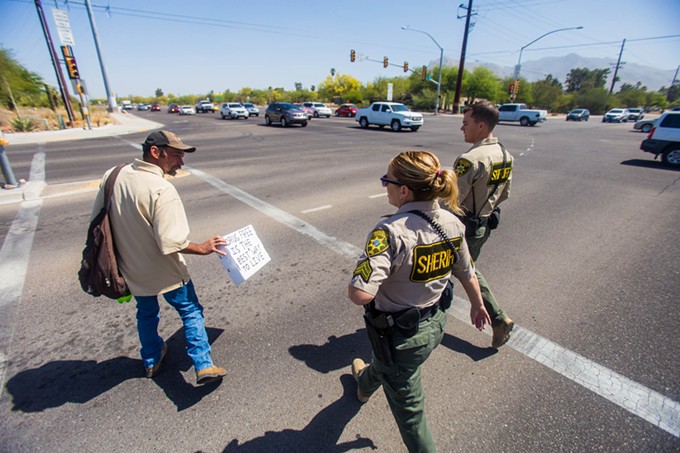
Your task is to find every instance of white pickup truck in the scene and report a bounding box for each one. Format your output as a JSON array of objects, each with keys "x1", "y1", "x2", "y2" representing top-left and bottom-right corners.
[
  {"x1": 355, "y1": 102, "x2": 423, "y2": 132},
  {"x1": 194, "y1": 100, "x2": 215, "y2": 113},
  {"x1": 498, "y1": 103, "x2": 547, "y2": 126}
]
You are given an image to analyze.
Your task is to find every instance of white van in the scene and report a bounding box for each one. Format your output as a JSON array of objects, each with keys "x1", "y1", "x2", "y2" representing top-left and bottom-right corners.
[{"x1": 120, "y1": 100, "x2": 133, "y2": 110}]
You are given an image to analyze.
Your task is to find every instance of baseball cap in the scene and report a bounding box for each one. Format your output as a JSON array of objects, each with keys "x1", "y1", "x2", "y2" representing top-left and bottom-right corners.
[{"x1": 143, "y1": 130, "x2": 196, "y2": 152}]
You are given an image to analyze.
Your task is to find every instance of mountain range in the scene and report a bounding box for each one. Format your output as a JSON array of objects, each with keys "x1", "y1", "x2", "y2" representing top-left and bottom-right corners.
[{"x1": 440, "y1": 53, "x2": 676, "y2": 92}]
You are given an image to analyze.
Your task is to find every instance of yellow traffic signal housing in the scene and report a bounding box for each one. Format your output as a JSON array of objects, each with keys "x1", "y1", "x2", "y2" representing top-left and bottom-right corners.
[
  {"x1": 404, "y1": 62, "x2": 409, "y2": 73},
  {"x1": 65, "y1": 56, "x2": 80, "y2": 80},
  {"x1": 383, "y1": 56, "x2": 388, "y2": 68},
  {"x1": 350, "y1": 49, "x2": 356, "y2": 62},
  {"x1": 421, "y1": 66, "x2": 427, "y2": 81}
]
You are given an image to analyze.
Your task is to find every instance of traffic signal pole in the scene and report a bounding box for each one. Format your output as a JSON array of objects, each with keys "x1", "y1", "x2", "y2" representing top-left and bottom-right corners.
[{"x1": 34, "y1": 0, "x2": 75, "y2": 125}]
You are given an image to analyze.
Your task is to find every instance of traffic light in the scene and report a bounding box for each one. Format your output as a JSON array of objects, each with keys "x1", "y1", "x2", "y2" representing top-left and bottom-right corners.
[
  {"x1": 383, "y1": 56, "x2": 388, "y2": 68},
  {"x1": 65, "y1": 56, "x2": 80, "y2": 80},
  {"x1": 350, "y1": 49, "x2": 355, "y2": 62},
  {"x1": 403, "y1": 62, "x2": 408, "y2": 73},
  {"x1": 514, "y1": 80, "x2": 520, "y2": 96},
  {"x1": 421, "y1": 65, "x2": 427, "y2": 81},
  {"x1": 508, "y1": 84, "x2": 515, "y2": 95}
]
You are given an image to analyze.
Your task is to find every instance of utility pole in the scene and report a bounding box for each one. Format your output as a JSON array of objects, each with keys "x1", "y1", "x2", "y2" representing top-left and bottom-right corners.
[
  {"x1": 453, "y1": 0, "x2": 474, "y2": 114},
  {"x1": 34, "y1": 0, "x2": 75, "y2": 125},
  {"x1": 84, "y1": 0, "x2": 118, "y2": 112},
  {"x1": 609, "y1": 39, "x2": 626, "y2": 95},
  {"x1": 668, "y1": 64, "x2": 679, "y2": 99}
]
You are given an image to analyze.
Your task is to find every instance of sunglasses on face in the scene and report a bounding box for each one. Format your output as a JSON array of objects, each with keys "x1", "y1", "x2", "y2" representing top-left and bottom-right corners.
[{"x1": 380, "y1": 174, "x2": 404, "y2": 187}]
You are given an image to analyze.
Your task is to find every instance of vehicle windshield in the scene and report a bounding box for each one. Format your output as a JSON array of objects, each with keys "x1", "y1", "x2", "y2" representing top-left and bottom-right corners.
[
  {"x1": 392, "y1": 104, "x2": 410, "y2": 112},
  {"x1": 571, "y1": 110, "x2": 584, "y2": 113},
  {"x1": 279, "y1": 103, "x2": 298, "y2": 111},
  {"x1": 313, "y1": 103, "x2": 325, "y2": 107},
  {"x1": 244, "y1": 103, "x2": 254, "y2": 107},
  {"x1": 228, "y1": 104, "x2": 241, "y2": 108},
  {"x1": 610, "y1": 110, "x2": 624, "y2": 113}
]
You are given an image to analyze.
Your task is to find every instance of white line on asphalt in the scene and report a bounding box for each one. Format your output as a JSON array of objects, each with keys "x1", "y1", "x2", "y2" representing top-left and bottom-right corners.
[
  {"x1": 189, "y1": 167, "x2": 680, "y2": 439},
  {"x1": 0, "y1": 152, "x2": 45, "y2": 395},
  {"x1": 301, "y1": 204, "x2": 332, "y2": 214}
]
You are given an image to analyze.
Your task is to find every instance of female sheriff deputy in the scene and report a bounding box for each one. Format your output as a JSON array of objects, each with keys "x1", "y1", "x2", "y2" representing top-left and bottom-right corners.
[{"x1": 349, "y1": 150, "x2": 490, "y2": 453}]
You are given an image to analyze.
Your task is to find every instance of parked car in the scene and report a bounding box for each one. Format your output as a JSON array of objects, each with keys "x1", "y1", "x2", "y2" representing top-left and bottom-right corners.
[
  {"x1": 219, "y1": 103, "x2": 249, "y2": 120},
  {"x1": 294, "y1": 103, "x2": 314, "y2": 119},
  {"x1": 150, "y1": 104, "x2": 161, "y2": 112},
  {"x1": 242, "y1": 103, "x2": 260, "y2": 117},
  {"x1": 602, "y1": 108, "x2": 630, "y2": 123},
  {"x1": 633, "y1": 117, "x2": 659, "y2": 133},
  {"x1": 302, "y1": 102, "x2": 332, "y2": 118},
  {"x1": 336, "y1": 104, "x2": 358, "y2": 117},
  {"x1": 640, "y1": 111, "x2": 680, "y2": 167},
  {"x1": 179, "y1": 105, "x2": 196, "y2": 115},
  {"x1": 264, "y1": 102, "x2": 308, "y2": 127},
  {"x1": 627, "y1": 108, "x2": 644, "y2": 121},
  {"x1": 566, "y1": 109, "x2": 590, "y2": 121},
  {"x1": 136, "y1": 103, "x2": 149, "y2": 111},
  {"x1": 168, "y1": 103, "x2": 180, "y2": 113}
]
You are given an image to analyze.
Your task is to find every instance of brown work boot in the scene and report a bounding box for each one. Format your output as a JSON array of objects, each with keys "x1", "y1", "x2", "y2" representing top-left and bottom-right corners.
[
  {"x1": 196, "y1": 365, "x2": 227, "y2": 385},
  {"x1": 145, "y1": 342, "x2": 167, "y2": 378},
  {"x1": 351, "y1": 358, "x2": 371, "y2": 403},
  {"x1": 492, "y1": 318, "x2": 515, "y2": 349}
]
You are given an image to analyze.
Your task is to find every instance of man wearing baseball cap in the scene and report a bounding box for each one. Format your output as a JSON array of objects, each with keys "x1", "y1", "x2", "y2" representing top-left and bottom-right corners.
[{"x1": 90, "y1": 130, "x2": 227, "y2": 384}]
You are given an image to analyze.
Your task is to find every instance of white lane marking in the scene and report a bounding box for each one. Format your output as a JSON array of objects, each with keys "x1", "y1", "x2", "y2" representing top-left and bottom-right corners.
[
  {"x1": 189, "y1": 167, "x2": 680, "y2": 439},
  {"x1": 369, "y1": 193, "x2": 387, "y2": 199},
  {"x1": 188, "y1": 167, "x2": 361, "y2": 260},
  {"x1": 0, "y1": 152, "x2": 45, "y2": 395},
  {"x1": 301, "y1": 204, "x2": 332, "y2": 214}
]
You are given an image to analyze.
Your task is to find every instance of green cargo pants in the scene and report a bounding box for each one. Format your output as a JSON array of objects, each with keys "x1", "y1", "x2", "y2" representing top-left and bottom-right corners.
[
  {"x1": 466, "y1": 224, "x2": 506, "y2": 324},
  {"x1": 358, "y1": 309, "x2": 447, "y2": 453}
]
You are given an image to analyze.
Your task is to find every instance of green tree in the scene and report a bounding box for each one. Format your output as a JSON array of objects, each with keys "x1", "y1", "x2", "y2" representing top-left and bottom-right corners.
[
  {"x1": 464, "y1": 66, "x2": 502, "y2": 105},
  {"x1": 614, "y1": 82, "x2": 647, "y2": 107},
  {"x1": 155, "y1": 88, "x2": 164, "y2": 97},
  {"x1": 0, "y1": 47, "x2": 46, "y2": 108},
  {"x1": 532, "y1": 74, "x2": 564, "y2": 111},
  {"x1": 318, "y1": 74, "x2": 361, "y2": 103},
  {"x1": 565, "y1": 67, "x2": 610, "y2": 93},
  {"x1": 573, "y1": 87, "x2": 611, "y2": 114}
]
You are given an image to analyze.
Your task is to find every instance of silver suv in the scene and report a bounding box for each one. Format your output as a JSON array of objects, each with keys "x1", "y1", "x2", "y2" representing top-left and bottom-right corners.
[
  {"x1": 602, "y1": 108, "x2": 630, "y2": 123},
  {"x1": 640, "y1": 111, "x2": 680, "y2": 167},
  {"x1": 220, "y1": 103, "x2": 249, "y2": 120}
]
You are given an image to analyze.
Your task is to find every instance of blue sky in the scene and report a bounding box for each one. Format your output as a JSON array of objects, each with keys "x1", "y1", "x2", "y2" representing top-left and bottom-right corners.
[{"x1": 1, "y1": 0, "x2": 679, "y2": 99}]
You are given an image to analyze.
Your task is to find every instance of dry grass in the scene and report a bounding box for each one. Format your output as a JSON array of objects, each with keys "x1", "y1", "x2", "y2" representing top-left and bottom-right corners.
[{"x1": 0, "y1": 105, "x2": 113, "y2": 133}]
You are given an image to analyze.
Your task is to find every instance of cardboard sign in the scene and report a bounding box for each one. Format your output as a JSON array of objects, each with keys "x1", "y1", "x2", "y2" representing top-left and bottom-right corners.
[{"x1": 218, "y1": 225, "x2": 270, "y2": 285}]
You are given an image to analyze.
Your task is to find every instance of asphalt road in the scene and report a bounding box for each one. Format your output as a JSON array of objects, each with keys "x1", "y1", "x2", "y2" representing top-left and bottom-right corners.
[{"x1": 0, "y1": 111, "x2": 678, "y2": 452}]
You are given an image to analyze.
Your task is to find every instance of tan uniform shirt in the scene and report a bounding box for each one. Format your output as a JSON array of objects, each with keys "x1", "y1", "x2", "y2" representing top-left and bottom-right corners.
[
  {"x1": 350, "y1": 200, "x2": 475, "y2": 313},
  {"x1": 454, "y1": 137, "x2": 513, "y2": 218},
  {"x1": 91, "y1": 159, "x2": 191, "y2": 296}
]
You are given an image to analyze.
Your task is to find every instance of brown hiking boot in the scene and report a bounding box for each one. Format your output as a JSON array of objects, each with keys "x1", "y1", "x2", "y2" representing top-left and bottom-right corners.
[
  {"x1": 492, "y1": 318, "x2": 515, "y2": 349},
  {"x1": 351, "y1": 358, "x2": 371, "y2": 403},
  {"x1": 196, "y1": 365, "x2": 227, "y2": 385},
  {"x1": 145, "y1": 342, "x2": 168, "y2": 378}
]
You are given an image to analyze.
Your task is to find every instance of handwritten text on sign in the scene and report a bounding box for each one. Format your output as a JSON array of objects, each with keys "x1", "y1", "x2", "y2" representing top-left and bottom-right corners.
[{"x1": 218, "y1": 225, "x2": 270, "y2": 285}]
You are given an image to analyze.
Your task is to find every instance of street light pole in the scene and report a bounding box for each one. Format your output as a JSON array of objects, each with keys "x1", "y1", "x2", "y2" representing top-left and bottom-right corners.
[
  {"x1": 511, "y1": 26, "x2": 583, "y2": 101},
  {"x1": 402, "y1": 26, "x2": 443, "y2": 115}
]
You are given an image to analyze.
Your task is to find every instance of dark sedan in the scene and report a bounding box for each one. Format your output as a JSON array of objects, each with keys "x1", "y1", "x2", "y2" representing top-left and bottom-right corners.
[{"x1": 566, "y1": 109, "x2": 590, "y2": 121}]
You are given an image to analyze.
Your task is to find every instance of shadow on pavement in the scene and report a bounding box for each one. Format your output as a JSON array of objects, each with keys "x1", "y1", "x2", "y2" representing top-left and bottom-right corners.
[
  {"x1": 5, "y1": 327, "x2": 224, "y2": 413},
  {"x1": 288, "y1": 329, "x2": 371, "y2": 374},
  {"x1": 439, "y1": 333, "x2": 498, "y2": 361},
  {"x1": 222, "y1": 374, "x2": 376, "y2": 452},
  {"x1": 620, "y1": 159, "x2": 680, "y2": 171}
]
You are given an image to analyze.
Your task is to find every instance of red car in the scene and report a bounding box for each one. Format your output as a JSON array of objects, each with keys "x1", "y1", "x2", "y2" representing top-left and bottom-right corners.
[
  {"x1": 150, "y1": 104, "x2": 161, "y2": 112},
  {"x1": 167, "y1": 103, "x2": 180, "y2": 113},
  {"x1": 294, "y1": 104, "x2": 314, "y2": 120},
  {"x1": 335, "y1": 104, "x2": 358, "y2": 117}
]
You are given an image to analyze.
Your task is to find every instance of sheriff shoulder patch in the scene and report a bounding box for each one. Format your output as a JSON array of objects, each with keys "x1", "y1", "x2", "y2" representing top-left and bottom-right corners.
[
  {"x1": 455, "y1": 158, "x2": 472, "y2": 177},
  {"x1": 366, "y1": 229, "x2": 389, "y2": 257}
]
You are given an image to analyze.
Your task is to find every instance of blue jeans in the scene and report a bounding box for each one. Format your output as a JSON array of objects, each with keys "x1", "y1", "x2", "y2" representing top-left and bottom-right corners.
[{"x1": 134, "y1": 280, "x2": 213, "y2": 372}]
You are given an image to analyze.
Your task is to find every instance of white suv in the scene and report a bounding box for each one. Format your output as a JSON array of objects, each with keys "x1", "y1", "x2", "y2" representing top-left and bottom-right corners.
[
  {"x1": 220, "y1": 103, "x2": 249, "y2": 120},
  {"x1": 640, "y1": 111, "x2": 680, "y2": 167},
  {"x1": 303, "y1": 102, "x2": 332, "y2": 118},
  {"x1": 602, "y1": 108, "x2": 630, "y2": 123}
]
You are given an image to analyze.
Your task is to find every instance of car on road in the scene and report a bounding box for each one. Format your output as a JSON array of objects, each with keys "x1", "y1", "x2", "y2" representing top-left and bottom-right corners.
[
  {"x1": 640, "y1": 111, "x2": 680, "y2": 167},
  {"x1": 602, "y1": 108, "x2": 630, "y2": 123},
  {"x1": 195, "y1": 100, "x2": 215, "y2": 113},
  {"x1": 150, "y1": 104, "x2": 161, "y2": 112},
  {"x1": 355, "y1": 101, "x2": 423, "y2": 132},
  {"x1": 219, "y1": 103, "x2": 249, "y2": 120},
  {"x1": 294, "y1": 104, "x2": 314, "y2": 119},
  {"x1": 168, "y1": 103, "x2": 180, "y2": 113},
  {"x1": 633, "y1": 117, "x2": 658, "y2": 133},
  {"x1": 302, "y1": 102, "x2": 332, "y2": 118},
  {"x1": 627, "y1": 108, "x2": 644, "y2": 121},
  {"x1": 566, "y1": 109, "x2": 590, "y2": 121},
  {"x1": 335, "y1": 104, "x2": 358, "y2": 117},
  {"x1": 179, "y1": 105, "x2": 196, "y2": 115},
  {"x1": 264, "y1": 102, "x2": 308, "y2": 127},
  {"x1": 242, "y1": 103, "x2": 260, "y2": 117},
  {"x1": 136, "y1": 103, "x2": 149, "y2": 111}
]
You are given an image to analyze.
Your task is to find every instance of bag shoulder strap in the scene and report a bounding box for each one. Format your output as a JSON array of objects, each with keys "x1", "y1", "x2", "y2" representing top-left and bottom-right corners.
[
  {"x1": 103, "y1": 164, "x2": 127, "y2": 210},
  {"x1": 409, "y1": 210, "x2": 459, "y2": 264}
]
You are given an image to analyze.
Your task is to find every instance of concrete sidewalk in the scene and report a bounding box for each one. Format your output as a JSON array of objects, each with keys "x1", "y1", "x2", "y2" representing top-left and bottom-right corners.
[{"x1": 0, "y1": 112, "x2": 163, "y2": 204}]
